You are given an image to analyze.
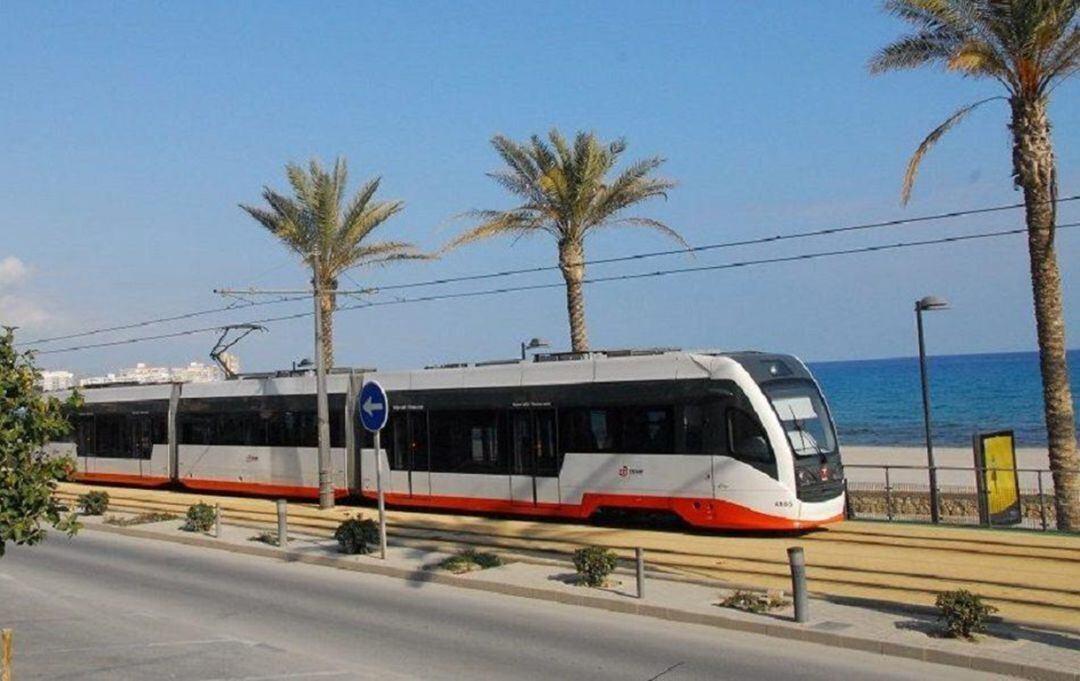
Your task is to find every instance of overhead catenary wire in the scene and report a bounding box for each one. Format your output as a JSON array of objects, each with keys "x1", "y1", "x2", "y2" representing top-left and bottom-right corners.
[
  {"x1": 352, "y1": 193, "x2": 1080, "y2": 294},
  {"x1": 26, "y1": 193, "x2": 1079, "y2": 346},
  {"x1": 22, "y1": 295, "x2": 310, "y2": 345},
  {"x1": 33, "y1": 221, "x2": 1080, "y2": 356}
]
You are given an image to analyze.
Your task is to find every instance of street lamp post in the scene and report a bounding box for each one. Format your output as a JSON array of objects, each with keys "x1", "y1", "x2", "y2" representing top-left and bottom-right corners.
[
  {"x1": 915, "y1": 295, "x2": 949, "y2": 524},
  {"x1": 520, "y1": 337, "x2": 550, "y2": 360}
]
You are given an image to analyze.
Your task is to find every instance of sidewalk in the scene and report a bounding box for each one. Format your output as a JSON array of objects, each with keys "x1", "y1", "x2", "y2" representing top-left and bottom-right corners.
[{"x1": 79, "y1": 511, "x2": 1080, "y2": 681}]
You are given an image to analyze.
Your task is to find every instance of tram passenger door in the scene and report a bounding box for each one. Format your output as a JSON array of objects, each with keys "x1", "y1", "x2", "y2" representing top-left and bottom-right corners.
[
  {"x1": 391, "y1": 411, "x2": 429, "y2": 497},
  {"x1": 510, "y1": 409, "x2": 559, "y2": 505}
]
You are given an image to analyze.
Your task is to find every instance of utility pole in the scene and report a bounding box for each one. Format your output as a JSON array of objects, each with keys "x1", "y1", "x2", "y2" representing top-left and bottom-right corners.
[{"x1": 312, "y1": 253, "x2": 334, "y2": 509}]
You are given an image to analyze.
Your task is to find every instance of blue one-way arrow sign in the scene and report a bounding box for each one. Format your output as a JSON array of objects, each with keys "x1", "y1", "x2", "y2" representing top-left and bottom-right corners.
[{"x1": 358, "y1": 380, "x2": 389, "y2": 432}]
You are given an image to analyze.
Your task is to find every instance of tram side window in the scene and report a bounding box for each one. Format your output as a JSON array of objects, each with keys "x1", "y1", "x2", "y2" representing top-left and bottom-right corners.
[
  {"x1": 74, "y1": 413, "x2": 158, "y2": 459},
  {"x1": 179, "y1": 400, "x2": 345, "y2": 449},
  {"x1": 559, "y1": 406, "x2": 675, "y2": 454},
  {"x1": 619, "y1": 407, "x2": 674, "y2": 454},
  {"x1": 559, "y1": 408, "x2": 616, "y2": 453},
  {"x1": 428, "y1": 410, "x2": 505, "y2": 474},
  {"x1": 727, "y1": 409, "x2": 777, "y2": 476}
]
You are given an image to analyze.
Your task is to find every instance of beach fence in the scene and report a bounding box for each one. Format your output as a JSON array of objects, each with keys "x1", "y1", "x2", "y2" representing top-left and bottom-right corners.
[{"x1": 844, "y1": 463, "x2": 1074, "y2": 531}]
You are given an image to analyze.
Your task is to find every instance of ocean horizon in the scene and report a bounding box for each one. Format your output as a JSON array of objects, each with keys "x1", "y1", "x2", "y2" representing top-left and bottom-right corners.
[{"x1": 807, "y1": 349, "x2": 1080, "y2": 448}]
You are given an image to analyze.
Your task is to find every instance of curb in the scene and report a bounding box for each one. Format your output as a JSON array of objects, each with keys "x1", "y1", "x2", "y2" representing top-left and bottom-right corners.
[{"x1": 83, "y1": 523, "x2": 1077, "y2": 681}]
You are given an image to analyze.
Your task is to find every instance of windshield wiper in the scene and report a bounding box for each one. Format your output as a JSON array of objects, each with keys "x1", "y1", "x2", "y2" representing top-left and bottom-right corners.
[{"x1": 787, "y1": 404, "x2": 824, "y2": 460}]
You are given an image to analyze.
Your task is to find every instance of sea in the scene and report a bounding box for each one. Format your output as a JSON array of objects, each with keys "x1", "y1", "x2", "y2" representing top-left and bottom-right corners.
[{"x1": 807, "y1": 350, "x2": 1080, "y2": 447}]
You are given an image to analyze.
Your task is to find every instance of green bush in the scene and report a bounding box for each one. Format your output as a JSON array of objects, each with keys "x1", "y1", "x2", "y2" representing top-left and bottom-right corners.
[
  {"x1": 438, "y1": 548, "x2": 502, "y2": 573},
  {"x1": 182, "y1": 502, "x2": 217, "y2": 533},
  {"x1": 334, "y1": 515, "x2": 379, "y2": 554},
  {"x1": 573, "y1": 546, "x2": 618, "y2": 587},
  {"x1": 77, "y1": 491, "x2": 109, "y2": 516},
  {"x1": 936, "y1": 589, "x2": 998, "y2": 639}
]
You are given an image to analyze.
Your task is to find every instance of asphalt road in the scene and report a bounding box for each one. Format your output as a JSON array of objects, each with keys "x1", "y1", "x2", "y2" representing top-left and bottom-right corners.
[{"x1": 0, "y1": 530, "x2": 1009, "y2": 681}]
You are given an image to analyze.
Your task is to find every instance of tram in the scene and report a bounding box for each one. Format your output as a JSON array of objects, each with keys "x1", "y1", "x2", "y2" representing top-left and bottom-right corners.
[{"x1": 47, "y1": 349, "x2": 845, "y2": 530}]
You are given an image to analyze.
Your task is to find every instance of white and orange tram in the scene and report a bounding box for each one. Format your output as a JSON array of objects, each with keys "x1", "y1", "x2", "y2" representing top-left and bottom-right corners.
[{"x1": 48, "y1": 349, "x2": 845, "y2": 531}]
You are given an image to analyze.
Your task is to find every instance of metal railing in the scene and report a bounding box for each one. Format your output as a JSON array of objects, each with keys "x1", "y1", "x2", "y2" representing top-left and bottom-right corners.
[{"x1": 843, "y1": 463, "x2": 1078, "y2": 531}]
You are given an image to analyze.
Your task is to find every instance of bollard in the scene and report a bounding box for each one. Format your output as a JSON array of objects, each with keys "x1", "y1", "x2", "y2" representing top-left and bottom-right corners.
[
  {"x1": 277, "y1": 499, "x2": 288, "y2": 551},
  {"x1": 884, "y1": 466, "x2": 893, "y2": 521},
  {"x1": 214, "y1": 503, "x2": 221, "y2": 538},
  {"x1": 2, "y1": 628, "x2": 12, "y2": 681},
  {"x1": 635, "y1": 548, "x2": 645, "y2": 599},
  {"x1": 787, "y1": 547, "x2": 808, "y2": 624}
]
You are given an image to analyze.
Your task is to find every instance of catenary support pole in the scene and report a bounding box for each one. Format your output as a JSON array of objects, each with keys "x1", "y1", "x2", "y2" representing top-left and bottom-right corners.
[
  {"x1": 635, "y1": 547, "x2": 645, "y2": 599},
  {"x1": 214, "y1": 502, "x2": 221, "y2": 538},
  {"x1": 375, "y1": 430, "x2": 387, "y2": 560},
  {"x1": 787, "y1": 547, "x2": 808, "y2": 624},
  {"x1": 313, "y1": 253, "x2": 334, "y2": 510},
  {"x1": 277, "y1": 499, "x2": 288, "y2": 551}
]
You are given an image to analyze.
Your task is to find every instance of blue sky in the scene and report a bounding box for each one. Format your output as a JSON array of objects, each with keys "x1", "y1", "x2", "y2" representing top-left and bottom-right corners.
[{"x1": 2, "y1": 1, "x2": 1077, "y2": 375}]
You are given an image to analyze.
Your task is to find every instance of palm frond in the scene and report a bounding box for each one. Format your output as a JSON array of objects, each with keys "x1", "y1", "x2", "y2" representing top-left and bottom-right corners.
[
  {"x1": 1042, "y1": 24, "x2": 1079, "y2": 87},
  {"x1": 870, "y1": 30, "x2": 963, "y2": 72},
  {"x1": 901, "y1": 96, "x2": 1006, "y2": 204},
  {"x1": 603, "y1": 217, "x2": 691, "y2": 250},
  {"x1": 241, "y1": 156, "x2": 413, "y2": 278},
  {"x1": 454, "y1": 129, "x2": 678, "y2": 251},
  {"x1": 443, "y1": 210, "x2": 547, "y2": 252}
]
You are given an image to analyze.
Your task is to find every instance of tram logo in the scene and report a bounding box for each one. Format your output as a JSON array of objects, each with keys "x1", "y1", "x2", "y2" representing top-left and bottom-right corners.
[{"x1": 618, "y1": 465, "x2": 644, "y2": 478}]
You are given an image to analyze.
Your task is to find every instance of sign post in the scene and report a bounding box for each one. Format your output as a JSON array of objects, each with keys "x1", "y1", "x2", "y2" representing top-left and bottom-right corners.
[{"x1": 359, "y1": 380, "x2": 390, "y2": 559}]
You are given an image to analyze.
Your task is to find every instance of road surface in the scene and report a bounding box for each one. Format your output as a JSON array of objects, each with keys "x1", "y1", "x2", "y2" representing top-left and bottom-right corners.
[{"x1": 0, "y1": 530, "x2": 1009, "y2": 680}]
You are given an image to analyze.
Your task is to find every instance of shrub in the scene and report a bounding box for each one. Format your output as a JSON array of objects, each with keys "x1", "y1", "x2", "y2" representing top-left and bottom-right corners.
[
  {"x1": 249, "y1": 531, "x2": 278, "y2": 546},
  {"x1": 77, "y1": 491, "x2": 109, "y2": 516},
  {"x1": 936, "y1": 589, "x2": 998, "y2": 639},
  {"x1": 572, "y1": 546, "x2": 618, "y2": 587},
  {"x1": 719, "y1": 590, "x2": 788, "y2": 613},
  {"x1": 103, "y1": 512, "x2": 176, "y2": 527},
  {"x1": 438, "y1": 548, "x2": 502, "y2": 574},
  {"x1": 334, "y1": 515, "x2": 379, "y2": 554},
  {"x1": 182, "y1": 502, "x2": 217, "y2": 533}
]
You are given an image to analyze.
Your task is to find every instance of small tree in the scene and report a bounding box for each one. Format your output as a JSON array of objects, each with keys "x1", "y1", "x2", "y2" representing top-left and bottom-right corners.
[
  {"x1": 77, "y1": 490, "x2": 109, "y2": 516},
  {"x1": 182, "y1": 502, "x2": 217, "y2": 533},
  {"x1": 572, "y1": 546, "x2": 618, "y2": 587},
  {"x1": 334, "y1": 515, "x2": 379, "y2": 554},
  {"x1": 936, "y1": 589, "x2": 998, "y2": 639},
  {"x1": 0, "y1": 329, "x2": 81, "y2": 557}
]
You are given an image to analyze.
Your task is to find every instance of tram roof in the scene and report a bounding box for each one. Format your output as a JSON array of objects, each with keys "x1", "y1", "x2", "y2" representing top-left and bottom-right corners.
[{"x1": 59, "y1": 350, "x2": 812, "y2": 403}]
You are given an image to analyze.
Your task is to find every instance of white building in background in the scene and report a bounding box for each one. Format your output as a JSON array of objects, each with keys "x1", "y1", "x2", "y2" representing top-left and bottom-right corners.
[
  {"x1": 78, "y1": 357, "x2": 236, "y2": 387},
  {"x1": 38, "y1": 370, "x2": 75, "y2": 391}
]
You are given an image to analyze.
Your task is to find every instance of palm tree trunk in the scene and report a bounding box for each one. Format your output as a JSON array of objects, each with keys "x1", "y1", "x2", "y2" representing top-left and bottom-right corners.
[
  {"x1": 558, "y1": 239, "x2": 589, "y2": 353},
  {"x1": 319, "y1": 278, "x2": 337, "y2": 369},
  {"x1": 1011, "y1": 96, "x2": 1079, "y2": 531}
]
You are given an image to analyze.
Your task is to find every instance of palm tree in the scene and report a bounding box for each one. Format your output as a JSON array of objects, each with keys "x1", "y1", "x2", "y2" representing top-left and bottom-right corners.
[
  {"x1": 870, "y1": 0, "x2": 1079, "y2": 529},
  {"x1": 450, "y1": 129, "x2": 683, "y2": 353},
  {"x1": 241, "y1": 158, "x2": 426, "y2": 368}
]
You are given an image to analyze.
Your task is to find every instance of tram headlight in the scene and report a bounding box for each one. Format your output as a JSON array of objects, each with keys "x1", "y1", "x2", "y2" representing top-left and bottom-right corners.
[{"x1": 796, "y1": 467, "x2": 817, "y2": 488}]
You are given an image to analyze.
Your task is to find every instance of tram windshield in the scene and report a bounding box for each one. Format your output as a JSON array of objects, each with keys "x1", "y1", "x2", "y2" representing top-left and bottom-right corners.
[{"x1": 762, "y1": 382, "x2": 837, "y2": 457}]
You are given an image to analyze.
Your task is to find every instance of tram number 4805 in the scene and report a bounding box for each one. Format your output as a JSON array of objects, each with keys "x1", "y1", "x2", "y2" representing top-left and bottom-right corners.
[{"x1": 774, "y1": 500, "x2": 794, "y2": 508}]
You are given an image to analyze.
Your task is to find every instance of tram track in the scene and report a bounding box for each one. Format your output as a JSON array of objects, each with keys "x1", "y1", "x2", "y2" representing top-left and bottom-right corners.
[{"x1": 55, "y1": 483, "x2": 1080, "y2": 628}]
